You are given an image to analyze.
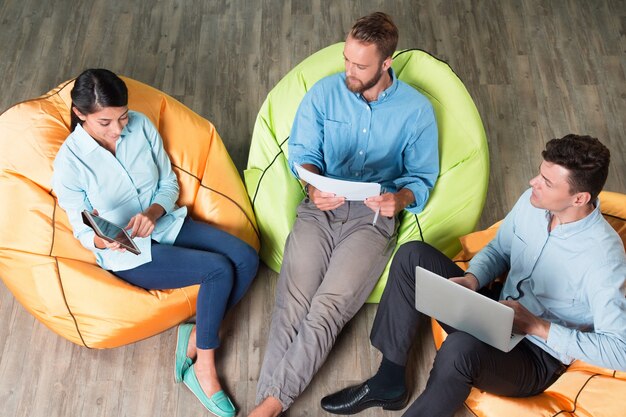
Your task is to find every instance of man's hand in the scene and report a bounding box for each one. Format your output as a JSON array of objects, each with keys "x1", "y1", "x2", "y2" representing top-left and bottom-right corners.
[
  {"x1": 500, "y1": 300, "x2": 550, "y2": 340},
  {"x1": 364, "y1": 188, "x2": 415, "y2": 217},
  {"x1": 449, "y1": 273, "x2": 480, "y2": 291},
  {"x1": 125, "y1": 204, "x2": 165, "y2": 238},
  {"x1": 308, "y1": 184, "x2": 346, "y2": 211},
  {"x1": 300, "y1": 164, "x2": 346, "y2": 211}
]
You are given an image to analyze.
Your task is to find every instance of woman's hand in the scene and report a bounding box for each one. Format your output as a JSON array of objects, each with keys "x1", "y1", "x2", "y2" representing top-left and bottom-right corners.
[
  {"x1": 91, "y1": 209, "x2": 126, "y2": 252},
  {"x1": 94, "y1": 235, "x2": 126, "y2": 252},
  {"x1": 125, "y1": 204, "x2": 165, "y2": 238}
]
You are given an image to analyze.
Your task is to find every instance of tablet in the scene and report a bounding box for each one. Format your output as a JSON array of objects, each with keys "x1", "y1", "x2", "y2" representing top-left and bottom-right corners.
[{"x1": 81, "y1": 210, "x2": 141, "y2": 255}]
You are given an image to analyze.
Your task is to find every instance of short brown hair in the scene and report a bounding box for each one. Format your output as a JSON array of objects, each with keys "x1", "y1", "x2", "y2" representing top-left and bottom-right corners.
[
  {"x1": 542, "y1": 134, "x2": 611, "y2": 201},
  {"x1": 349, "y1": 12, "x2": 399, "y2": 60}
]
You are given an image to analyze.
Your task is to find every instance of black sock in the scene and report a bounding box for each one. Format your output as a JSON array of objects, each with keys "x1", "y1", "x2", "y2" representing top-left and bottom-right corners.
[{"x1": 366, "y1": 356, "x2": 406, "y2": 398}]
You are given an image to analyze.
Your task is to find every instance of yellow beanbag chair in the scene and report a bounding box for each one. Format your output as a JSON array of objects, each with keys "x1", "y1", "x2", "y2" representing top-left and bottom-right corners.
[
  {"x1": 432, "y1": 191, "x2": 626, "y2": 417},
  {"x1": 0, "y1": 77, "x2": 259, "y2": 348}
]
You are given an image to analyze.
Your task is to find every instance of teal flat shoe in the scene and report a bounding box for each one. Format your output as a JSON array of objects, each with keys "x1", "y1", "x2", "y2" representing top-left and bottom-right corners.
[
  {"x1": 182, "y1": 364, "x2": 236, "y2": 417},
  {"x1": 174, "y1": 323, "x2": 194, "y2": 383}
]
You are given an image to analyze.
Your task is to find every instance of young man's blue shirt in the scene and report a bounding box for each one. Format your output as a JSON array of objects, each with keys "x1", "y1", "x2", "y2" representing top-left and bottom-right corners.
[
  {"x1": 467, "y1": 189, "x2": 626, "y2": 370},
  {"x1": 288, "y1": 69, "x2": 439, "y2": 213}
]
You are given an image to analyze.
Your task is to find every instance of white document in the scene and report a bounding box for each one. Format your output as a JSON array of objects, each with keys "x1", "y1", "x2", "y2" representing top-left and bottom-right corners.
[{"x1": 295, "y1": 164, "x2": 381, "y2": 201}]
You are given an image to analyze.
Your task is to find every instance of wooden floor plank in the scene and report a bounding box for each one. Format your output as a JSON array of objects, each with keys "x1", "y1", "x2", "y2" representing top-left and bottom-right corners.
[{"x1": 0, "y1": 1, "x2": 624, "y2": 416}]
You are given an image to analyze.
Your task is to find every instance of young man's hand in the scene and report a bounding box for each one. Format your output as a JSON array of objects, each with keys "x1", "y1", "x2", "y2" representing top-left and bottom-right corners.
[
  {"x1": 501, "y1": 300, "x2": 551, "y2": 340},
  {"x1": 299, "y1": 164, "x2": 346, "y2": 211},
  {"x1": 365, "y1": 188, "x2": 415, "y2": 217},
  {"x1": 308, "y1": 184, "x2": 346, "y2": 211},
  {"x1": 449, "y1": 273, "x2": 480, "y2": 291}
]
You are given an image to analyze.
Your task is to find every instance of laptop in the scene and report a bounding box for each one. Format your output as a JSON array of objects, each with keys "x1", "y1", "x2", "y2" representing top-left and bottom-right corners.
[{"x1": 415, "y1": 266, "x2": 525, "y2": 352}]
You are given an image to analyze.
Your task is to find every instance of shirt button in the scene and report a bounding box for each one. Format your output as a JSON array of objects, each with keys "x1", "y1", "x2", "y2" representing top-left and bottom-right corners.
[
  {"x1": 359, "y1": 150, "x2": 363, "y2": 155},
  {"x1": 355, "y1": 173, "x2": 359, "y2": 176},
  {"x1": 362, "y1": 128, "x2": 367, "y2": 133}
]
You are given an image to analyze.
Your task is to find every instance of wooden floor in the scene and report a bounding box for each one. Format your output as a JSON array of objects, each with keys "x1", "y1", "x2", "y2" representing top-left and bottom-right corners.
[{"x1": 1, "y1": 1, "x2": 624, "y2": 416}]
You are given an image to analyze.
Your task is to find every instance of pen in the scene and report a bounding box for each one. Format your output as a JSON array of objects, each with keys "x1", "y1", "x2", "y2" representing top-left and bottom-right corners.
[
  {"x1": 372, "y1": 187, "x2": 384, "y2": 226},
  {"x1": 372, "y1": 207, "x2": 380, "y2": 226}
]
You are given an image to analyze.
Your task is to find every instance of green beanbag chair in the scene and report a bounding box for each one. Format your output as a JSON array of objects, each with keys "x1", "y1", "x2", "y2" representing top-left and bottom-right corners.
[{"x1": 245, "y1": 42, "x2": 489, "y2": 302}]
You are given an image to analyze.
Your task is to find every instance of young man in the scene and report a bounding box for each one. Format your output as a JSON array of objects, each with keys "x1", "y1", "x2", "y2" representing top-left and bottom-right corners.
[
  {"x1": 249, "y1": 12, "x2": 439, "y2": 417},
  {"x1": 322, "y1": 134, "x2": 626, "y2": 417}
]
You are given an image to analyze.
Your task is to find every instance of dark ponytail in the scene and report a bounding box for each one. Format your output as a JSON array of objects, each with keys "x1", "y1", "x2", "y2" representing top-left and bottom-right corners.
[{"x1": 70, "y1": 69, "x2": 128, "y2": 131}]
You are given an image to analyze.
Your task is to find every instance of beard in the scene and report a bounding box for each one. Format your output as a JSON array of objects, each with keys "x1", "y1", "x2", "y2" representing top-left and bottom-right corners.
[{"x1": 345, "y1": 67, "x2": 385, "y2": 94}]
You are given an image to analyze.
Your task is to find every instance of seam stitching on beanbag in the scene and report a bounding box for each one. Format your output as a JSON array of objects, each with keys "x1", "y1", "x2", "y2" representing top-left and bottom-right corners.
[
  {"x1": 463, "y1": 402, "x2": 480, "y2": 416},
  {"x1": 393, "y1": 48, "x2": 463, "y2": 87},
  {"x1": 603, "y1": 213, "x2": 625, "y2": 222},
  {"x1": 250, "y1": 135, "x2": 290, "y2": 208},
  {"x1": 50, "y1": 194, "x2": 90, "y2": 348},
  {"x1": 0, "y1": 79, "x2": 74, "y2": 116},
  {"x1": 551, "y1": 373, "x2": 602, "y2": 416},
  {"x1": 171, "y1": 163, "x2": 261, "y2": 242}
]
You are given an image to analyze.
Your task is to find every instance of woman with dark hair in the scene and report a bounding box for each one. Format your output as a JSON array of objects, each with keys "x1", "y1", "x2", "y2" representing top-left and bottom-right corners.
[{"x1": 53, "y1": 68, "x2": 258, "y2": 417}]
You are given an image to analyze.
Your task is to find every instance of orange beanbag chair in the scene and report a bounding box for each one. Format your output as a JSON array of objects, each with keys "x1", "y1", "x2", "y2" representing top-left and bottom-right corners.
[
  {"x1": 432, "y1": 191, "x2": 626, "y2": 416},
  {"x1": 0, "y1": 77, "x2": 259, "y2": 348}
]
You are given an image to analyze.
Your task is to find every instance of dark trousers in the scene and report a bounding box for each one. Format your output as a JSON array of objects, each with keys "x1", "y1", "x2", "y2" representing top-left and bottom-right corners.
[
  {"x1": 114, "y1": 217, "x2": 259, "y2": 350},
  {"x1": 370, "y1": 241, "x2": 566, "y2": 417}
]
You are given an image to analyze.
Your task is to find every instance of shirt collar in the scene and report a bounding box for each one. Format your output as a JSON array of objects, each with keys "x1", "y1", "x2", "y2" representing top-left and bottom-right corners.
[
  {"x1": 547, "y1": 199, "x2": 602, "y2": 238},
  {"x1": 71, "y1": 114, "x2": 132, "y2": 155},
  {"x1": 72, "y1": 124, "x2": 100, "y2": 155},
  {"x1": 347, "y1": 68, "x2": 399, "y2": 104},
  {"x1": 375, "y1": 68, "x2": 399, "y2": 103}
]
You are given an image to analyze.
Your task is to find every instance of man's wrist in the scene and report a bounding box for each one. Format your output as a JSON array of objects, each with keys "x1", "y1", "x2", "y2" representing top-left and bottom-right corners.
[
  {"x1": 463, "y1": 272, "x2": 480, "y2": 290},
  {"x1": 396, "y1": 188, "x2": 415, "y2": 210},
  {"x1": 532, "y1": 318, "x2": 551, "y2": 340}
]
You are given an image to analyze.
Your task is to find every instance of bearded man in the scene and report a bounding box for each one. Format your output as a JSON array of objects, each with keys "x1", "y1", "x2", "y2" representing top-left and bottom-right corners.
[{"x1": 250, "y1": 12, "x2": 439, "y2": 417}]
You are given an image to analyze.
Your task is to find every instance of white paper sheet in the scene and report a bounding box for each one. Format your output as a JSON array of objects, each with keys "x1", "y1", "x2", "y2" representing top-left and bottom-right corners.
[{"x1": 295, "y1": 164, "x2": 381, "y2": 201}]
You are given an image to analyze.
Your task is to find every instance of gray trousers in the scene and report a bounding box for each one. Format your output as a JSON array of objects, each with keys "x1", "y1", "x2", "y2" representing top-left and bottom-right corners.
[{"x1": 256, "y1": 200, "x2": 398, "y2": 409}]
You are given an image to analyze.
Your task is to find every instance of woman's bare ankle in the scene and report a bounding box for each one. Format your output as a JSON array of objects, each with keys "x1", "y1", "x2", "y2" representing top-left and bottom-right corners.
[
  {"x1": 186, "y1": 326, "x2": 197, "y2": 359},
  {"x1": 194, "y1": 348, "x2": 221, "y2": 397}
]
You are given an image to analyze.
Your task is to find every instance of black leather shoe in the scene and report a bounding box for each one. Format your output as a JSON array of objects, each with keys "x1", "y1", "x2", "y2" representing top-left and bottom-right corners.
[{"x1": 321, "y1": 382, "x2": 408, "y2": 415}]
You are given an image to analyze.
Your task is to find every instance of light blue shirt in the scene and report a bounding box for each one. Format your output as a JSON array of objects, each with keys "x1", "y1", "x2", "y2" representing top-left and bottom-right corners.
[
  {"x1": 467, "y1": 189, "x2": 626, "y2": 370},
  {"x1": 288, "y1": 69, "x2": 439, "y2": 213},
  {"x1": 52, "y1": 111, "x2": 187, "y2": 271}
]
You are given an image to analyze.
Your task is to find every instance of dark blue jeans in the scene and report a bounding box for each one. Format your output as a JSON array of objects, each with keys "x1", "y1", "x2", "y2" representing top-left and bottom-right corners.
[{"x1": 114, "y1": 217, "x2": 259, "y2": 349}]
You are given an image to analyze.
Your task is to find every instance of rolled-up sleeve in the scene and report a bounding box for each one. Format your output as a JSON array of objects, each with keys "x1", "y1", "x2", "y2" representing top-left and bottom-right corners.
[
  {"x1": 52, "y1": 156, "x2": 97, "y2": 251},
  {"x1": 394, "y1": 105, "x2": 439, "y2": 213},
  {"x1": 142, "y1": 117, "x2": 179, "y2": 213},
  {"x1": 288, "y1": 86, "x2": 325, "y2": 178}
]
